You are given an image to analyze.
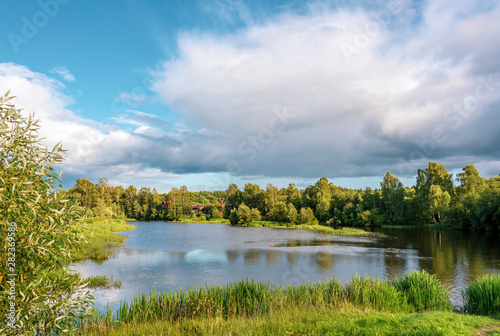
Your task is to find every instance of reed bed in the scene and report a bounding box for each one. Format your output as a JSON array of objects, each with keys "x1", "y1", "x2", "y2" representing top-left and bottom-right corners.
[
  {"x1": 80, "y1": 271, "x2": 457, "y2": 333},
  {"x1": 347, "y1": 275, "x2": 406, "y2": 311},
  {"x1": 463, "y1": 273, "x2": 500, "y2": 316},
  {"x1": 392, "y1": 270, "x2": 451, "y2": 311}
]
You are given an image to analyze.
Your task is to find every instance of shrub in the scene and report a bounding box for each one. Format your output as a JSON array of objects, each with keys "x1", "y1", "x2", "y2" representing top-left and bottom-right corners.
[
  {"x1": 229, "y1": 204, "x2": 261, "y2": 225},
  {"x1": 0, "y1": 92, "x2": 92, "y2": 334},
  {"x1": 298, "y1": 207, "x2": 316, "y2": 224}
]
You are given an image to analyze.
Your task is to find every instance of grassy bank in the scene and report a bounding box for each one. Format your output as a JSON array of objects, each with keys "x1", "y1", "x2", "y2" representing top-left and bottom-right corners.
[
  {"x1": 241, "y1": 221, "x2": 372, "y2": 236},
  {"x1": 169, "y1": 218, "x2": 372, "y2": 236},
  {"x1": 71, "y1": 217, "x2": 137, "y2": 261},
  {"x1": 81, "y1": 306, "x2": 499, "y2": 336},
  {"x1": 76, "y1": 271, "x2": 500, "y2": 335}
]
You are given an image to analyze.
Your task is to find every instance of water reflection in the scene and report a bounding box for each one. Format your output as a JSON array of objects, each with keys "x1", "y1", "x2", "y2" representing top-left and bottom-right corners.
[{"x1": 71, "y1": 222, "x2": 500, "y2": 310}]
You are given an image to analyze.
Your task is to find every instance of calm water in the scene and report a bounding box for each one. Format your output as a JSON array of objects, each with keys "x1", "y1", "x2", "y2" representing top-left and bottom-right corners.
[{"x1": 71, "y1": 222, "x2": 500, "y2": 309}]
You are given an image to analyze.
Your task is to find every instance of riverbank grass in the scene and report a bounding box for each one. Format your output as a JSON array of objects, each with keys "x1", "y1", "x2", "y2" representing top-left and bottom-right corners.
[
  {"x1": 80, "y1": 271, "x2": 464, "y2": 335},
  {"x1": 80, "y1": 307, "x2": 500, "y2": 336},
  {"x1": 172, "y1": 218, "x2": 371, "y2": 236},
  {"x1": 243, "y1": 221, "x2": 371, "y2": 236},
  {"x1": 464, "y1": 273, "x2": 500, "y2": 316},
  {"x1": 71, "y1": 217, "x2": 136, "y2": 261},
  {"x1": 392, "y1": 270, "x2": 451, "y2": 311}
]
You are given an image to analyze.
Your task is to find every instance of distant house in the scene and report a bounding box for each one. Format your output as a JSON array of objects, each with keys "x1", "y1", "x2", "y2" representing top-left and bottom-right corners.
[{"x1": 192, "y1": 204, "x2": 205, "y2": 212}]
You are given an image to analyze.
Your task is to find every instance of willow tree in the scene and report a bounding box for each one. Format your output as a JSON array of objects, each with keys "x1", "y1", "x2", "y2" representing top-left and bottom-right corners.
[{"x1": 0, "y1": 92, "x2": 92, "y2": 334}]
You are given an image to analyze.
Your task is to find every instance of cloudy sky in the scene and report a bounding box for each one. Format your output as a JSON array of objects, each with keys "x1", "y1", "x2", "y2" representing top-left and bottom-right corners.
[{"x1": 1, "y1": 0, "x2": 499, "y2": 192}]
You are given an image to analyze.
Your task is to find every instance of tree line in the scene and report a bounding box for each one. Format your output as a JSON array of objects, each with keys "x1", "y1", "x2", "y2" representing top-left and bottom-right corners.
[{"x1": 64, "y1": 162, "x2": 500, "y2": 231}]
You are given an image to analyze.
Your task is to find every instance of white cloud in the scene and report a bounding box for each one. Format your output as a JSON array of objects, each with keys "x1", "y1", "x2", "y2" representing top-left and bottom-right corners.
[
  {"x1": 152, "y1": 1, "x2": 500, "y2": 178},
  {"x1": 0, "y1": 64, "x2": 185, "y2": 190},
  {"x1": 51, "y1": 65, "x2": 76, "y2": 82},
  {"x1": 0, "y1": 63, "x2": 230, "y2": 191},
  {"x1": 1, "y1": 1, "x2": 500, "y2": 191}
]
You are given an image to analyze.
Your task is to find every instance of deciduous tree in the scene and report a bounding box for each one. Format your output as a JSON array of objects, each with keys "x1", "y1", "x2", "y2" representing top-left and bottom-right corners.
[{"x1": 0, "y1": 93, "x2": 92, "y2": 334}]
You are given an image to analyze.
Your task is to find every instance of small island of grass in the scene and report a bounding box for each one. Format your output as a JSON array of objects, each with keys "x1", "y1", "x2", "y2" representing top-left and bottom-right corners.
[{"x1": 71, "y1": 217, "x2": 137, "y2": 261}]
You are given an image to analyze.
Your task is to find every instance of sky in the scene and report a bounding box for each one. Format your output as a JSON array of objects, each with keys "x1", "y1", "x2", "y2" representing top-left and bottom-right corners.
[{"x1": 1, "y1": 0, "x2": 499, "y2": 193}]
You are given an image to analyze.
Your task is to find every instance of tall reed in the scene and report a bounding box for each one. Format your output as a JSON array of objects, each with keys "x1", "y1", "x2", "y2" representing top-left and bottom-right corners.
[
  {"x1": 392, "y1": 270, "x2": 451, "y2": 312},
  {"x1": 80, "y1": 271, "x2": 454, "y2": 333},
  {"x1": 463, "y1": 273, "x2": 500, "y2": 316},
  {"x1": 347, "y1": 275, "x2": 405, "y2": 311}
]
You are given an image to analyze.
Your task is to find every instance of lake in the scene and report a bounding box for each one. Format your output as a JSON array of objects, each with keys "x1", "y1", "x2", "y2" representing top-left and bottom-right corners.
[{"x1": 71, "y1": 222, "x2": 500, "y2": 310}]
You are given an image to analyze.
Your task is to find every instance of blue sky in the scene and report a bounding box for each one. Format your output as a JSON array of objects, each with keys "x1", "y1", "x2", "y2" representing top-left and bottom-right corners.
[{"x1": 1, "y1": 0, "x2": 500, "y2": 192}]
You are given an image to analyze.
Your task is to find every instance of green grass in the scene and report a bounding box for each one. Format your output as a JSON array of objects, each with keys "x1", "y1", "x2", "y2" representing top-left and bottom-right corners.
[
  {"x1": 79, "y1": 304, "x2": 500, "y2": 336},
  {"x1": 78, "y1": 270, "x2": 483, "y2": 335},
  {"x1": 241, "y1": 221, "x2": 372, "y2": 236},
  {"x1": 346, "y1": 276, "x2": 406, "y2": 311},
  {"x1": 84, "y1": 275, "x2": 122, "y2": 289},
  {"x1": 71, "y1": 217, "x2": 137, "y2": 261},
  {"x1": 392, "y1": 270, "x2": 451, "y2": 312},
  {"x1": 464, "y1": 273, "x2": 500, "y2": 316}
]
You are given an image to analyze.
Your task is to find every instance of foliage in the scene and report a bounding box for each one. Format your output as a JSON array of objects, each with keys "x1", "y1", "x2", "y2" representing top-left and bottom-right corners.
[
  {"x1": 66, "y1": 159, "x2": 499, "y2": 231},
  {"x1": 0, "y1": 92, "x2": 92, "y2": 334},
  {"x1": 297, "y1": 207, "x2": 316, "y2": 224},
  {"x1": 380, "y1": 171, "x2": 405, "y2": 225},
  {"x1": 265, "y1": 201, "x2": 297, "y2": 223},
  {"x1": 229, "y1": 204, "x2": 261, "y2": 225}
]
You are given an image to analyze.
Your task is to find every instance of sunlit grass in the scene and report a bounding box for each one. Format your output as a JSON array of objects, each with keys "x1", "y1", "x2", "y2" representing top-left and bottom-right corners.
[
  {"x1": 392, "y1": 270, "x2": 451, "y2": 312},
  {"x1": 82, "y1": 308, "x2": 500, "y2": 336},
  {"x1": 80, "y1": 306, "x2": 500, "y2": 336},
  {"x1": 464, "y1": 273, "x2": 500, "y2": 316},
  {"x1": 78, "y1": 270, "x2": 470, "y2": 334},
  {"x1": 71, "y1": 217, "x2": 136, "y2": 261},
  {"x1": 243, "y1": 221, "x2": 372, "y2": 236}
]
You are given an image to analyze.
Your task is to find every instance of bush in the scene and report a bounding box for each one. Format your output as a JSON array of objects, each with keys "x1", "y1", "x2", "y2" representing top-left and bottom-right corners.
[
  {"x1": 0, "y1": 92, "x2": 92, "y2": 334},
  {"x1": 298, "y1": 207, "x2": 316, "y2": 224},
  {"x1": 266, "y1": 202, "x2": 297, "y2": 223},
  {"x1": 463, "y1": 273, "x2": 500, "y2": 316},
  {"x1": 229, "y1": 204, "x2": 261, "y2": 225}
]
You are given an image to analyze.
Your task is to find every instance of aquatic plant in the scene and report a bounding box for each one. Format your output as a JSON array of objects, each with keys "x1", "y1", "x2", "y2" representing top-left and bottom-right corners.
[
  {"x1": 392, "y1": 270, "x2": 451, "y2": 312},
  {"x1": 463, "y1": 273, "x2": 500, "y2": 316}
]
